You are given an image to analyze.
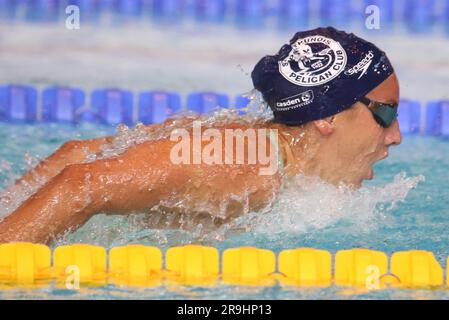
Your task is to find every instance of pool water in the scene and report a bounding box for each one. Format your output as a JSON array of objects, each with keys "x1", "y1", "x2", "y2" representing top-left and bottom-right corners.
[
  {"x1": 1, "y1": 21, "x2": 449, "y2": 300},
  {"x1": 0, "y1": 122, "x2": 449, "y2": 299}
]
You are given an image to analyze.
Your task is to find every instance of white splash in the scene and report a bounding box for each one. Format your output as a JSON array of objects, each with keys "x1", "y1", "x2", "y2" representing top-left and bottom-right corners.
[
  {"x1": 0, "y1": 154, "x2": 47, "y2": 220},
  {"x1": 62, "y1": 171, "x2": 424, "y2": 247},
  {"x1": 83, "y1": 90, "x2": 271, "y2": 163},
  {"x1": 212, "y1": 172, "x2": 425, "y2": 239}
]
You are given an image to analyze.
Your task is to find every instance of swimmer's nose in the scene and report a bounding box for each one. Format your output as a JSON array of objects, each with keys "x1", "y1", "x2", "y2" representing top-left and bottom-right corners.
[{"x1": 385, "y1": 119, "x2": 402, "y2": 146}]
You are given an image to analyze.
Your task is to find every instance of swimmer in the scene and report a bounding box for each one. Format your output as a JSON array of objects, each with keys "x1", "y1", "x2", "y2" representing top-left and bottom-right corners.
[{"x1": 0, "y1": 27, "x2": 402, "y2": 244}]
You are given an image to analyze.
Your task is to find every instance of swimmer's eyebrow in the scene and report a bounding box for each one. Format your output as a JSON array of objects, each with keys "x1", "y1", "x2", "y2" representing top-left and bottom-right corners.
[
  {"x1": 365, "y1": 95, "x2": 399, "y2": 105},
  {"x1": 376, "y1": 98, "x2": 399, "y2": 105}
]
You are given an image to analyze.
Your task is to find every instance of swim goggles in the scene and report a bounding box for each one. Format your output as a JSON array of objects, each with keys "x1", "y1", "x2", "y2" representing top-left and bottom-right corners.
[{"x1": 358, "y1": 96, "x2": 398, "y2": 128}]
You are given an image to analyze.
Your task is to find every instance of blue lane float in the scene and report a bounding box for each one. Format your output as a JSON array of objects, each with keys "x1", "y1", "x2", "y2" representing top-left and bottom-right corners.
[
  {"x1": 235, "y1": 95, "x2": 250, "y2": 109},
  {"x1": 76, "y1": 108, "x2": 98, "y2": 123},
  {"x1": 404, "y1": 0, "x2": 437, "y2": 33},
  {"x1": 0, "y1": 84, "x2": 37, "y2": 122},
  {"x1": 427, "y1": 100, "x2": 449, "y2": 137},
  {"x1": 0, "y1": 0, "x2": 19, "y2": 20},
  {"x1": 151, "y1": 0, "x2": 184, "y2": 21},
  {"x1": 187, "y1": 91, "x2": 229, "y2": 114},
  {"x1": 235, "y1": 0, "x2": 266, "y2": 28},
  {"x1": 445, "y1": 0, "x2": 449, "y2": 35},
  {"x1": 361, "y1": 0, "x2": 394, "y2": 28},
  {"x1": 113, "y1": 0, "x2": 144, "y2": 17},
  {"x1": 138, "y1": 91, "x2": 181, "y2": 124},
  {"x1": 91, "y1": 88, "x2": 134, "y2": 126},
  {"x1": 443, "y1": 102, "x2": 449, "y2": 137},
  {"x1": 1, "y1": 0, "x2": 446, "y2": 34},
  {"x1": 425, "y1": 100, "x2": 448, "y2": 136},
  {"x1": 277, "y1": 0, "x2": 310, "y2": 30},
  {"x1": 193, "y1": 0, "x2": 227, "y2": 23},
  {"x1": 2, "y1": 83, "x2": 449, "y2": 138},
  {"x1": 398, "y1": 99, "x2": 421, "y2": 134},
  {"x1": 42, "y1": 86, "x2": 85, "y2": 123},
  {"x1": 66, "y1": 0, "x2": 102, "y2": 22},
  {"x1": 320, "y1": 0, "x2": 354, "y2": 29},
  {"x1": 25, "y1": 0, "x2": 60, "y2": 22}
]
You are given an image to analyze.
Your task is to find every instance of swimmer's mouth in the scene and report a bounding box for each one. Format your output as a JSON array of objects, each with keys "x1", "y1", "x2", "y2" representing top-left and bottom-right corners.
[
  {"x1": 366, "y1": 150, "x2": 389, "y2": 181},
  {"x1": 379, "y1": 150, "x2": 389, "y2": 162}
]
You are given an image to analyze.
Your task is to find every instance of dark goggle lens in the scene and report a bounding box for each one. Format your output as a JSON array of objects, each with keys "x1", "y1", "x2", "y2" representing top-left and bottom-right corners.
[
  {"x1": 370, "y1": 102, "x2": 398, "y2": 128},
  {"x1": 359, "y1": 97, "x2": 398, "y2": 128}
]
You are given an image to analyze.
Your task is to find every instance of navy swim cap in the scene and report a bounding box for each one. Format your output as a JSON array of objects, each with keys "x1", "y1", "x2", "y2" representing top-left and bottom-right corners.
[{"x1": 251, "y1": 27, "x2": 394, "y2": 125}]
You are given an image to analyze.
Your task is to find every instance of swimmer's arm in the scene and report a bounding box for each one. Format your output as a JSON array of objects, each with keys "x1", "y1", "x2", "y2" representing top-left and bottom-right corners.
[
  {"x1": 0, "y1": 116, "x2": 198, "y2": 201},
  {"x1": 0, "y1": 138, "x2": 189, "y2": 244},
  {"x1": 3, "y1": 119, "x2": 165, "y2": 193},
  {"x1": 0, "y1": 137, "x2": 113, "y2": 201},
  {"x1": 0, "y1": 134, "x2": 279, "y2": 244}
]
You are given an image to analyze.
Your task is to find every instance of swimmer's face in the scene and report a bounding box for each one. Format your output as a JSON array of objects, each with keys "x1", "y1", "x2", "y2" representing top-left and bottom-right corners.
[{"x1": 316, "y1": 73, "x2": 402, "y2": 188}]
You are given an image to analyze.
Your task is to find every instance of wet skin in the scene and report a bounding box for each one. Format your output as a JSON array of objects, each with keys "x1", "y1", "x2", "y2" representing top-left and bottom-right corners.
[
  {"x1": 282, "y1": 73, "x2": 402, "y2": 188},
  {"x1": 0, "y1": 74, "x2": 402, "y2": 244}
]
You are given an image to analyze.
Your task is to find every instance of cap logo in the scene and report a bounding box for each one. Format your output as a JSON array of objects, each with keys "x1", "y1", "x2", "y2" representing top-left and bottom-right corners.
[
  {"x1": 276, "y1": 90, "x2": 314, "y2": 111},
  {"x1": 279, "y1": 35, "x2": 347, "y2": 87},
  {"x1": 344, "y1": 50, "x2": 374, "y2": 79}
]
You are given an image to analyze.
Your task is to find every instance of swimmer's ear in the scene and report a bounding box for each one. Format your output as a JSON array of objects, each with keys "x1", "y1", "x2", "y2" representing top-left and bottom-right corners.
[{"x1": 313, "y1": 116, "x2": 335, "y2": 136}]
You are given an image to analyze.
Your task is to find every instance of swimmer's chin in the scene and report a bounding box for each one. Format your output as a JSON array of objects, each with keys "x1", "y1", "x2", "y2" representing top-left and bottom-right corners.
[
  {"x1": 333, "y1": 178, "x2": 363, "y2": 190},
  {"x1": 346, "y1": 172, "x2": 374, "y2": 189},
  {"x1": 363, "y1": 168, "x2": 374, "y2": 180},
  {"x1": 356, "y1": 167, "x2": 375, "y2": 188}
]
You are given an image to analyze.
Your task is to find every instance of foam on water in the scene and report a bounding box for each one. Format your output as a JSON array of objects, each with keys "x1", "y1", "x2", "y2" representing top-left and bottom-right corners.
[
  {"x1": 229, "y1": 172, "x2": 424, "y2": 237},
  {"x1": 0, "y1": 153, "x2": 47, "y2": 219},
  {"x1": 82, "y1": 90, "x2": 268, "y2": 162},
  {"x1": 56, "y1": 168, "x2": 424, "y2": 249}
]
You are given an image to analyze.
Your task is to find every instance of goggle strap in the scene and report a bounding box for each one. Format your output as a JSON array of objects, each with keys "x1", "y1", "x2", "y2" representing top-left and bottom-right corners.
[{"x1": 359, "y1": 96, "x2": 372, "y2": 107}]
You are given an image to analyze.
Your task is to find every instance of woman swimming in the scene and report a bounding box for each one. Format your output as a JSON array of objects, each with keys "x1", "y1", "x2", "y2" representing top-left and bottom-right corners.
[{"x1": 0, "y1": 27, "x2": 402, "y2": 244}]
